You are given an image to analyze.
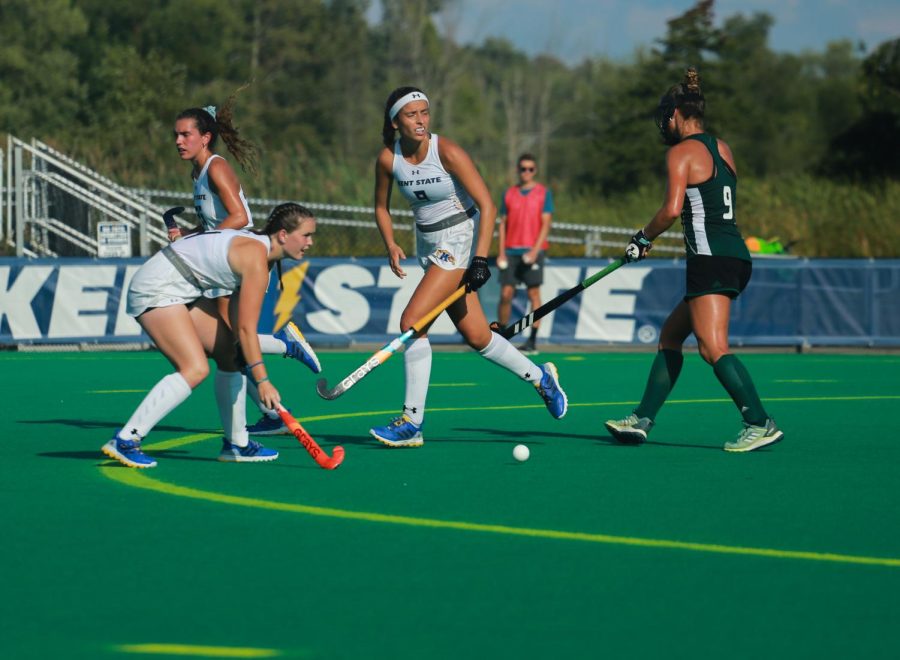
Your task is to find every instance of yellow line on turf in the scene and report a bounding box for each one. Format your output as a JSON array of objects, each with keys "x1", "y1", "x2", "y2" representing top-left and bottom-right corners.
[
  {"x1": 144, "y1": 433, "x2": 220, "y2": 451},
  {"x1": 100, "y1": 467, "x2": 900, "y2": 568},
  {"x1": 295, "y1": 394, "x2": 900, "y2": 423},
  {"x1": 115, "y1": 643, "x2": 281, "y2": 657}
]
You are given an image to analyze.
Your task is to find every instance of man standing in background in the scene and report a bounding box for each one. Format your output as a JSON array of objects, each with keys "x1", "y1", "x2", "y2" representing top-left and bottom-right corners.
[{"x1": 496, "y1": 153, "x2": 554, "y2": 353}]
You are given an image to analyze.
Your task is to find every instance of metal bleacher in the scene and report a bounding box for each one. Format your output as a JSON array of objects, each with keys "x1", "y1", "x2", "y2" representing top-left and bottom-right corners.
[{"x1": 1, "y1": 134, "x2": 682, "y2": 259}]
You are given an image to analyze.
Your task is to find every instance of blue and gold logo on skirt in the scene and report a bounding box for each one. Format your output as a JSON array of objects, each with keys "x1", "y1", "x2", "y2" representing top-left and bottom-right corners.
[{"x1": 432, "y1": 249, "x2": 456, "y2": 265}]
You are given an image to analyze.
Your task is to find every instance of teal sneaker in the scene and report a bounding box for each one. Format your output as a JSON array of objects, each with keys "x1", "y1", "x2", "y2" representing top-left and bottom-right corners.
[
  {"x1": 534, "y1": 362, "x2": 567, "y2": 419},
  {"x1": 275, "y1": 321, "x2": 321, "y2": 374},
  {"x1": 604, "y1": 413, "x2": 654, "y2": 444},
  {"x1": 724, "y1": 418, "x2": 784, "y2": 453},
  {"x1": 218, "y1": 438, "x2": 279, "y2": 462},
  {"x1": 369, "y1": 415, "x2": 424, "y2": 448},
  {"x1": 101, "y1": 432, "x2": 157, "y2": 468}
]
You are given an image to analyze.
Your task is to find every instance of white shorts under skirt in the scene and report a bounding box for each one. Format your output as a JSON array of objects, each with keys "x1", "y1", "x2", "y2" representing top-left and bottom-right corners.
[
  {"x1": 126, "y1": 253, "x2": 203, "y2": 317},
  {"x1": 415, "y1": 216, "x2": 479, "y2": 271}
]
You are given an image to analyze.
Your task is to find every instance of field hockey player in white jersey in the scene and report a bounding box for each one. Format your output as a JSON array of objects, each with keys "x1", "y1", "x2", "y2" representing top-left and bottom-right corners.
[
  {"x1": 102, "y1": 203, "x2": 317, "y2": 468},
  {"x1": 369, "y1": 86, "x2": 568, "y2": 448},
  {"x1": 173, "y1": 94, "x2": 321, "y2": 436}
]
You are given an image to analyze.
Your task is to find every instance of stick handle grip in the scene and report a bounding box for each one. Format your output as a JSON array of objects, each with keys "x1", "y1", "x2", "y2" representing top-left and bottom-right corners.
[{"x1": 581, "y1": 257, "x2": 625, "y2": 288}]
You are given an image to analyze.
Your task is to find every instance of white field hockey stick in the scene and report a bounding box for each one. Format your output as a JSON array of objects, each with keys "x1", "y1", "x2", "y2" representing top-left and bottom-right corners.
[{"x1": 316, "y1": 285, "x2": 466, "y2": 400}]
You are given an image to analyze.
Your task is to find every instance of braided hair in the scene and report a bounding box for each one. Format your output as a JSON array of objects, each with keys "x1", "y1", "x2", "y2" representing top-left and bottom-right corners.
[
  {"x1": 257, "y1": 202, "x2": 315, "y2": 237},
  {"x1": 255, "y1": 203, "x2": 316, "y2": 288}
]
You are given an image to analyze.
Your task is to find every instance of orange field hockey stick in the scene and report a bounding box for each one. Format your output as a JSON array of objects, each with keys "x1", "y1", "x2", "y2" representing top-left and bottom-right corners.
[{"x1": 276, "y1": 404, "x2": 345, "y2": 470}]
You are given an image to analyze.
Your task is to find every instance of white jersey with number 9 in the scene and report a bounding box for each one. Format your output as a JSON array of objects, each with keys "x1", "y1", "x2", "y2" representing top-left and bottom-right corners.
[{"x1": 392, "y1": 134, "x2": 474, "y2": 228}]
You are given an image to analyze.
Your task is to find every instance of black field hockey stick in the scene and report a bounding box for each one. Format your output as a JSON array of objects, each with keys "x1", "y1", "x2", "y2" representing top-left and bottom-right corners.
[
  {"x1": 492, "y1": 257, "x2": 626, "y2": 339},
  {"x1": 163, "y1": 206, "x2": 185, "y2": 239},
  {"x1": 316, "y1": 285, "x2": 467, "y2": 400}
]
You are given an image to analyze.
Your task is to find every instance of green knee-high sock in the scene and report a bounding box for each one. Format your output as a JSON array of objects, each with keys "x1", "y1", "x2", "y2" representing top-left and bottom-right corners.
[
  {"x1": 634, "y1": 349, "x2": 684, "y2": 420},
  {"x1": 713, "y1": 354, "x2": 768, "y2": 425}
]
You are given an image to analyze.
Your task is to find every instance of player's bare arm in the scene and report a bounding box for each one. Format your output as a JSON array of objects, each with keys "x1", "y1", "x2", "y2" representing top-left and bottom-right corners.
[
  {"x1": 228, "y1": 238, "x2": 280, "y2": 408},
  {"x1": 438, "y1": 137, "x2": 496, "y2": 257},
  {"x1": 374, "y1": 149, "x2": 407, "y2": 278},
  {"x1": 208, "y1": 158, "x2": 251, "y2": 230},
  {"x1": 644, "y1": 146, "x2": 690, "y2": 239}
]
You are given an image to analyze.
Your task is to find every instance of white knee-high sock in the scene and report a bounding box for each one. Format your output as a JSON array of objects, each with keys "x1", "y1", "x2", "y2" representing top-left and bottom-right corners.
[
  {"x1": 479, "y1": 333, "x2": 542, "y2": 383},
  {"x1": 403, "y1": 337, "x2": 432, "y2": 425},
  {"x1": 119, "y1": 372, "x2": 193, "y2": 440},
  {"x1": 258, "y1": 334, "x2": 285, "y2": 354},
  {"x1": 246, "y1": 377, "x2": 278, "y2": 418},
  {"x1": 215, "y1": 370, "x2": 248, "y2": 446}
]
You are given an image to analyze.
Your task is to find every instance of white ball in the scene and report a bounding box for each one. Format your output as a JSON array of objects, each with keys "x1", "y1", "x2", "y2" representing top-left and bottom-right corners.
[
  {"x1": 513, "y1": 444, "x2": 530, "y2": 462},
  {"x1": 522, "y1": 254, "x2": 534, "y2": 265},
  {"x1": 497, "y1": 257, "x2": 509, "y2": 269}
]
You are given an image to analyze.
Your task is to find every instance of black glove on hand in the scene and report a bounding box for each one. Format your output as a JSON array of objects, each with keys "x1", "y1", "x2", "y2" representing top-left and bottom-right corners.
[
  {"x1": 464, "y1": 256, "x2": 491, "y2": 292},
  {"x1": 625, "y1": 229, "x2": 652, "y2": 262}
]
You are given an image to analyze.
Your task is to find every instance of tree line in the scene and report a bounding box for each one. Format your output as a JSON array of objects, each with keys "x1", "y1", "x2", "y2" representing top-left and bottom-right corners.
[{"x1": 2, "y1": 0, "x2": 899, "y2": 255}]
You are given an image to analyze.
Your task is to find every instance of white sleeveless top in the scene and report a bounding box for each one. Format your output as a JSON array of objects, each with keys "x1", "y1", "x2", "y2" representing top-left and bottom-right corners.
[
  {"x1": 392, "y1": 134, "x2": 474, "y2": 227},
  {"x1": 193, "y1": 154, "x2": 253, "y2": 230},
  {"x1": 169, "y1": 229, "x2": 270, "y2": 292}
]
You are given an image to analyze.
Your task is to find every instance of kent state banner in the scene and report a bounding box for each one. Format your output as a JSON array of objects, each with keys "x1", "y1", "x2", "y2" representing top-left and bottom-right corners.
[{"x1": 1, "y1": 258, "x2": 899, "y2": 347}]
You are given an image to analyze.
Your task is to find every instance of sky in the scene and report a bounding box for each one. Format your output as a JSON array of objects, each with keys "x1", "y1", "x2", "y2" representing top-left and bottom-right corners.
[{"x1": 368, "y1": 0, "x2": 899, "y2": 64}]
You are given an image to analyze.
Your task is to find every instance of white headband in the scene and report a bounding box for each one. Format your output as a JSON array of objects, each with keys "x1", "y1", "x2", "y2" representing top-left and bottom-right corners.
[{"x1": 389, "y1": 91, "x2": 429, "y2": 120}]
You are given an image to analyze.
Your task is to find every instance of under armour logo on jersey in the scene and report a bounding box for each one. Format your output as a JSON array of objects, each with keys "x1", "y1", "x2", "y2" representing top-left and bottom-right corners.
[{"x1": 411, "y1": 169, "x2": 420, "y2": 175}]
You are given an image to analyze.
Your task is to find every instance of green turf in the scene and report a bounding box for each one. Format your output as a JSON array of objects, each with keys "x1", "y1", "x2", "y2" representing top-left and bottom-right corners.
[{"x1": 2, "y1": 350, "x2": 900, "y2": 659}]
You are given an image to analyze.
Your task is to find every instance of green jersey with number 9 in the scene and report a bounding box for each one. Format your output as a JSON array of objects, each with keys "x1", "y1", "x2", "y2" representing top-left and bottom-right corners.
[{"x1": 680, "y1": 133, "x2": 751, "y2": 262}]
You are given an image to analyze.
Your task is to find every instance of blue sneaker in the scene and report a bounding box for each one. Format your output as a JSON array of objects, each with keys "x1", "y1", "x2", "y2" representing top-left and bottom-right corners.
[
  {"x1": 275, "y1": 321, "x2": 321, "y2": 374},
  {"x1": 101, "y1": 432, "x2": 157, "y2": 468},
  {"x1": 218, "y1": 438, "x2": 279, "y2": 462},
  {"x1": 534, "y1": 362, "x2": 568, "y2": 419},
  {"x1": 246, "y1": 413, "x2": 290, "y2": 435},
  {"x1": 369, "y1": 414, "x2": 424, "y2": 448}
]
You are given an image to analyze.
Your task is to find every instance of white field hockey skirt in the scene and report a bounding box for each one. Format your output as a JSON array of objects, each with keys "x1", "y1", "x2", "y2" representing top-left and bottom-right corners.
[
  {"x1": 126, "y1": 252, "x2": 204, "y2": 317},
  {"x1": 415, "y1": 215, "x2": 479, "y2": 271}
]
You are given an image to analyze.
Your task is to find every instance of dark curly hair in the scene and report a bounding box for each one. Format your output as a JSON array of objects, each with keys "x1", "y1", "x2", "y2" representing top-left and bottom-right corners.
[{"x1": 177, "y1": 83, "x2": 259, "y2": 174}]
